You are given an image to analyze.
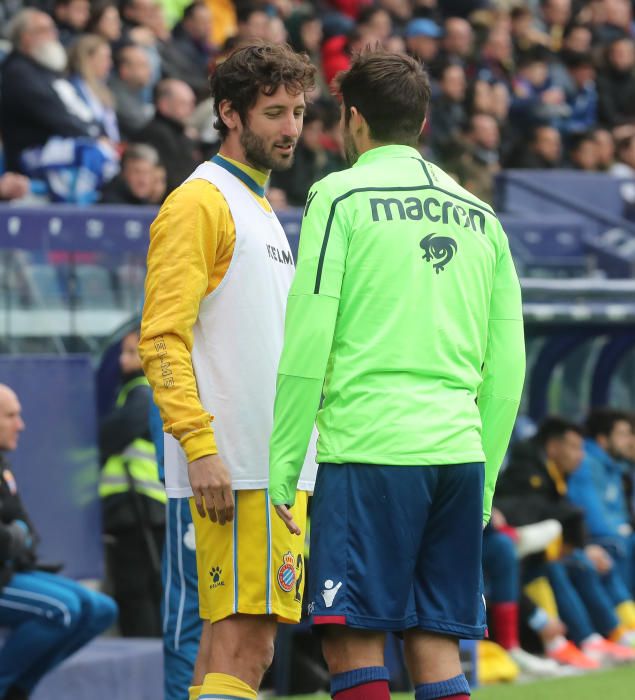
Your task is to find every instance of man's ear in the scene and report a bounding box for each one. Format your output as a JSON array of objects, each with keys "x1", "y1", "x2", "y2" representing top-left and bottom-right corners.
[
  {"x1": 349, "y1": 105, "x2": 361, "y2": 130},
  {"x1": 218, "y1": 99, "x2": 240, "y2": 132}
]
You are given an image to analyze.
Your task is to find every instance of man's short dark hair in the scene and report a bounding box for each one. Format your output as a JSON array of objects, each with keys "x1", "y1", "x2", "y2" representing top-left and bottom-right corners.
[
  {"x1": 114, "y1": 41, "x2": 140, "y2": 70},
  {"x1": 236, "y1": 4, "x2": 267, "y2": 25},
  {"x1": 210, "y1": 42, "x2": 316, "y2": 140},
  {"x1": 338, "y1": 49, "x2": 430, "y2": 146},
  {"x1": 585, "y1": 408, "x2": 631, "y2": 439},
  {"x1": 569, "y1": 130, "x2": 595, "y2": 153},
  {"x1": 536, "y1": 417, "x2": 583, "y2": 446}
]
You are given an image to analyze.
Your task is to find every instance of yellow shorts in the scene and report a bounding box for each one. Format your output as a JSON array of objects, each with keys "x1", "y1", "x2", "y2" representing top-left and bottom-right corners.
[{"x1": 190, "y1": 490, "x2": 308, "y2": 624}]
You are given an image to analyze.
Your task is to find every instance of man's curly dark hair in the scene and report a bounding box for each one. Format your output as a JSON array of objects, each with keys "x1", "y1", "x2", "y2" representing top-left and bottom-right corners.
[{"x1": 210, "y1": 42, "x2": 316, "y2": 140}]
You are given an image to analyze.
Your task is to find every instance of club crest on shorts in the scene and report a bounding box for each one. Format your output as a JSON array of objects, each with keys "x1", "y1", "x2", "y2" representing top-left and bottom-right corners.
[{"x1": 277, "y1": 551, "x2": 296, "y2": 592}]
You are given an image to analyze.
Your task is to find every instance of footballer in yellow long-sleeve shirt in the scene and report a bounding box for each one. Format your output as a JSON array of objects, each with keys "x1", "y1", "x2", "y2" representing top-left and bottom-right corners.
[{"x1": 139, "y1": 44, "x2": 318, "y2": 700}]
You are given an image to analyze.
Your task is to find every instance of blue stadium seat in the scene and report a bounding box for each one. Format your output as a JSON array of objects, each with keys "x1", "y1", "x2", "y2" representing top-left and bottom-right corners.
[{"x1": 73, "y1": 264, "x2": 118, "y2": 309}]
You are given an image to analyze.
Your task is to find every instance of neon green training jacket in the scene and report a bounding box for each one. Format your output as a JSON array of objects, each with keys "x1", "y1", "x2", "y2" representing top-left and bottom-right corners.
[{"x1": 269, "y1": 145, "x2": 525, "y2": 523}]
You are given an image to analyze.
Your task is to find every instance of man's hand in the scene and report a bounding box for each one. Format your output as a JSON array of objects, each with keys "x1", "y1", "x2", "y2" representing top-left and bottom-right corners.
[
  {"x1": 274, "y1": 504, "x2": 301, "y2": 536},
  {"x1": 188, "y1": 454, "x2": 234, "y2": 525},
  {"x1": 584, "y1": 544, "x2": 613, "y2": 574}
]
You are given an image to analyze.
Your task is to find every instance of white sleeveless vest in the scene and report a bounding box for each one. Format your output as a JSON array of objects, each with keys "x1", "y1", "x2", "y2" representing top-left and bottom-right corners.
[{"x1": 164, "y1": 161, "x2": 318, "y2": 497}]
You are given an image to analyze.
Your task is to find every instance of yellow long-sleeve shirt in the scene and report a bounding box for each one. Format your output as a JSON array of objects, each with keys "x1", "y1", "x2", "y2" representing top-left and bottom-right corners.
[{"x1": 139, "y1": 158, "x2": 270, "y2": 462}]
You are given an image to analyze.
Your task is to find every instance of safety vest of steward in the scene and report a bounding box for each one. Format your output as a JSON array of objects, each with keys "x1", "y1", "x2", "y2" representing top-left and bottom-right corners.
[{"x1": 99, "y1": 377, "x2": 167, "y2": 504}]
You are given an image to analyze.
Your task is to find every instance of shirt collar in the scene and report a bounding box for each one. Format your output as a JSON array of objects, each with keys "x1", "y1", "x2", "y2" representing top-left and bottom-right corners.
[
  {"x1": 353, "y1": 144, "x2": 423, "y2": 167},
  {"x1": 212, "y1": 154, "x2": 268, "y2": 197}
]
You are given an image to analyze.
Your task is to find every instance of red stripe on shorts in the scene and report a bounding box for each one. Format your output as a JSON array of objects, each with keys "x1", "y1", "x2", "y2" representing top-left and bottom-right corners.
[{"x1": 313, "y1": 615, "x2": 347, "y2": 625}]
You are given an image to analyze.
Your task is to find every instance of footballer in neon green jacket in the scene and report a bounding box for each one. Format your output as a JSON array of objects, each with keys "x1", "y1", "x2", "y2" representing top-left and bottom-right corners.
[{"x1": 269, "y1": 143, "x2": 525, "y2": 524}]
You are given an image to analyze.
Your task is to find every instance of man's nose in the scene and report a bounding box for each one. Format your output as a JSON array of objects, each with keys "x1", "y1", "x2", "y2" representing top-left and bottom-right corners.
[{"x1": 281, "y1": 113, "x2": 300, "y2": 139}]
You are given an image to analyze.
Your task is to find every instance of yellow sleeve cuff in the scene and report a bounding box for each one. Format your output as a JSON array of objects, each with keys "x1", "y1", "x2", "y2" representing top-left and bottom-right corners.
[{"x1": 180, "y1": 427, "x2": 218, "y2": 462}]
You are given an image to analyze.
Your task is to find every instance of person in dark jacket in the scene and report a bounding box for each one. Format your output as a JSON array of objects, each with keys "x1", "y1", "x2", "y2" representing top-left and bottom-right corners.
[
  {"x1": 171, "y1": 2, "x2": 215, "y2": 86},
  {"x1": 136, "y1": 79, "x2": 198, "y2": 194},
  {"x1": 100, "y1": 143, "x2": 159, "y2": 205},
  {"x1": 597, "y1": 36, "x2": 635, "y2": 127},
  {"x1": 99, "y1": 330, "x2": 165, "y2": 637},
  {"x1": 52, "y1": 0, "x2": 90, "y2": 47},
  {"x1": 496, "y1": 417, "x2": 587, "y2": 547},
  {"x1": 1, "y1": 8, "x2": 99, "y2": 173},
  {"x1": 0, "y1": 384, "x2": 117, "y2": 700}
]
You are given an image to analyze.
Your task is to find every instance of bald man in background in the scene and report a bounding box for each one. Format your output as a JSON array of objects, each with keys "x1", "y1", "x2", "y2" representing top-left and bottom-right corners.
[
  {"x1": 0, "y1": 385, "x2": 116, "y2": 700},
  {"x1": 136, "y1": 78, "x2": 199, "y2": 194}
]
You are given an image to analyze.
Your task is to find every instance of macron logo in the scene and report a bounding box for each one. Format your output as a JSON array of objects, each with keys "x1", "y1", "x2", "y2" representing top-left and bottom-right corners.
[{"x1": 321, "y1": 579, "x2": 342, "y2": 608}]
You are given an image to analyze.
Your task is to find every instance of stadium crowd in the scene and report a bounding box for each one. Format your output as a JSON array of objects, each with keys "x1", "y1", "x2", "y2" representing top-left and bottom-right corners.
[{"x1": 0, "y1": 0, "x2": 634, "y2": 206}]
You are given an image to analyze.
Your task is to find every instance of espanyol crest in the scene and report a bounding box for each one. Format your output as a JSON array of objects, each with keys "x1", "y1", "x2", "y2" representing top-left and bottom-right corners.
[{"x1": 277, "y1": 551, "x2": 296, "y2": 592}]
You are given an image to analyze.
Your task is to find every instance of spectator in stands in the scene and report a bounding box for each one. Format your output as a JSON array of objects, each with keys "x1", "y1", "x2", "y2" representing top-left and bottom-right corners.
[
  {"x1": 475, "y1": 25, "x2": 515, "y2": 89},
  {"x1": 567, "y1": 131, "x2": 600, "y2": 170},
  {"x1": 170, "y1": 2, "x2": 215, "y2": 87},
  {"x1": 109, "y1": 43, "x2": 154, "y2": 139},
  {"x1": 136, "y1": 79, "x2": 198, "y2": 194},
  {"x1": 356, "y1": 6, "x2": 393, "y2": 43},
  {"x1": 447, "y1": 113, "x2": 501, "y2": 204},
  {"x1": 405, "y1": 17, "x2": 443, "y2": 68},
  {"x1": 286, "y1": 8, "x2": 326, "y2": 91},
  {"x1": 568, "y1": 409, "x2": 635, "y2": 594},
  {"x1": 535, "y1": 0, "x2": 573, "y2": 50},
  {"x1": 68, "y1": 34, "x2": 120, "y2": 144},
  {"x1": 100, "y1": 143, "x2": 158, "y2": 204},
  {"x1": 52, "y1": 0, "x2": 90, "y2": 47},
  {"x1": 514, "y1": 124, "x2": 562, "y2": 169},
  {"x1": 0, "y1": 383, "x2": 117, "y2": 700},
  {"x1": 510, "y1": 45, "x2": 568, "y2": 132},
  {"x1": 0, "y1": 8, "x2": 100, "y2": 173},
  {"x1": 597, "y1": 36, "x2": 635, "y2": 127},
  {"x1": 99, "y1": 330, "x2": 165, "y2": 637},
  {"x1": 0, "y1": 1, "x2": 26, "y2": 29},
  {"x1": 0, "y1": 174, "x2": 30, "y2": 201},
  {"x1": 562, "y1": 23, "x2": 593, "y2": 53},
  {"x1": 428, "y1": 61, "x2": 468, "y2": 161},
  {"x1": 560, "y1": 51, "x2": 598, "y2": 137},
  {"x1": 266, "y1": 15, "x2": 288, "y2": 45},
  {"x1": 439, "y1": 16, "x2": 474, "y2": 66},
  {"x1": 594, "y1": 127, "x2": 617, "y2": 171},
  {"x1": 235, "y1": 4, "x2": 271, "y2": 42},
  {"x1": 592, "y1": 0, "x2": 634, "y2": 45},
  {"x1": 378, "y1": 0, "x2": 412, "y2": 32},
  {"x1": 86, "y1": 0, "x2": 123, "y2": 47},
  {"x1": 611, "y1": 132, "x2": 635, "y2": 177},
  {"x1": 119, "y1": 0, "x2": 208, "y2": 97}
]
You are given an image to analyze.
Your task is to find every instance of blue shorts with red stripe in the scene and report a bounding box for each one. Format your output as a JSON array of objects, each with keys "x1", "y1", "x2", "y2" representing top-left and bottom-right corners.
[{"x1": 307, "y1": 462, "x2": 487, "y2": 638}]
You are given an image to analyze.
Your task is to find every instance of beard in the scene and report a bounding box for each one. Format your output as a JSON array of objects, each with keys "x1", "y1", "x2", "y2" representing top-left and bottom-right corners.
[
  {"x1": 240, "y1": 125, "x2": 296, "y2": 172},
  {"x1": 343, "y1": 127, "x2": 359, "y2": 166},
  {"x1": 31, "y1": 40, "x2": 68, "y2": 72}
]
